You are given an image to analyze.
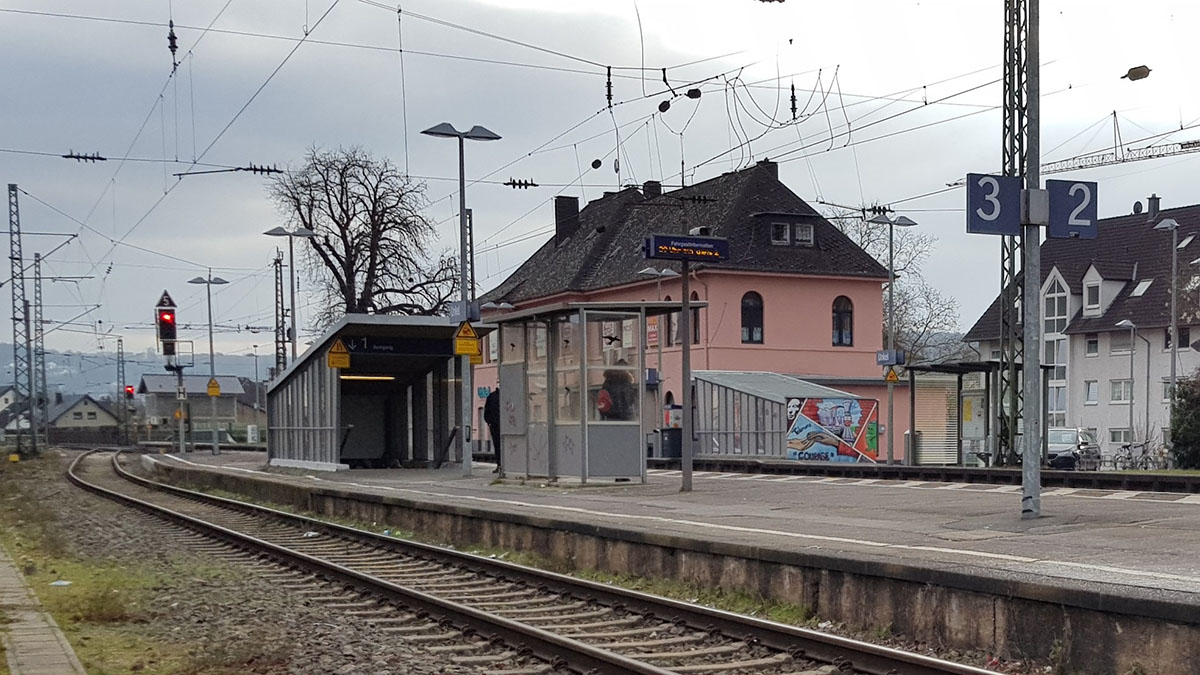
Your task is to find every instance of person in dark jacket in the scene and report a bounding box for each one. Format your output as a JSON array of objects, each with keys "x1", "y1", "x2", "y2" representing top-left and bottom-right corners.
[{"x1": 483, "y1": 388, "x2": 501, "y2": 473}]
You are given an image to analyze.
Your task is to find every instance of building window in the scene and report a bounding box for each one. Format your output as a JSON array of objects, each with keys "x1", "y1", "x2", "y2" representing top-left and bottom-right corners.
[
  {"x1": 1110, "y1": 379, "x2": 1133, "y2": 403},
  {"x1": 1109, "y1": 428, "x2": 1131, "y2": 444},
  {"x1": 1164, "y1": 381, "x2": 1174, "y2": 402},
  {"x1": 690, "y1": 291, "x2": 701, "y2": 345},
  {"x1": 741, "y1": 292, "x2": 763, "y2": 344},
  {"x1": 1110, "y1": 331, "x2": 1132, "y2": 353},
  {"x1": 1045, "y1": 338, "x2": 1066, "y2": 380},
  {"x1": 1044, "y1": 279, "x2": 1068, "y2": 333},
  {"x1": 771, "y1": 223, "x2": 789, "y2": 245},
  {"x1": 1084, "y1": 283, "x2": 1100, "y2": 311},
  {"x1": 831, "y1": 296, "x2": 853, "y2": 346},
  {"x1": 1048, "y1": 385, "x2": 1066, "y2": 426},
  {"x1": 990, "y1": 349, "x2": 1001, "y2": 360},
  {"x1": 1085, "y1": 334, "x2": 1099, "y2": 356},
  {"x1": 791, "y1": 223, "x2": 814, "y2": 247},
  {"x1": 72, "y1": 412, "x2": 82, "y2": 420},
  {"x1": 1165, "y1": 326, "x2": 1191, "y2": 351},
  {"x1": 86, "y1": 411, "x2": 96, "y2": 420},
  {"x1": 1084, "y1": 380, "x2": 1098, "y2": 404}
]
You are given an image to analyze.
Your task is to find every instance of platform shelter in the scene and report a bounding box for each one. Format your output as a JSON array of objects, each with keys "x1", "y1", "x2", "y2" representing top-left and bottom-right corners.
[
  {"x1": 265, "y1": 315, "x2": 493, "y2": 471},
  {"x1": 490, "y1": 301, "x2": 698, "y2": 483}
]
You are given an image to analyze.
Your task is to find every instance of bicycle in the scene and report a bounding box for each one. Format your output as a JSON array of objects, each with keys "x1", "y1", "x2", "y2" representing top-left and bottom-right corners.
[{"x1": 1114, "y1": 442, "x2": 1163, "y2": 471}]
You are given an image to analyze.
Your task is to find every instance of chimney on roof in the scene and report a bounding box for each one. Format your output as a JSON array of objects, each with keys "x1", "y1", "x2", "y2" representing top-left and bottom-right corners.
[
  {"x1": 1147, "y1": 194, "x2": 1161, "y2": 221},
  {"x1": 642, "y1": 180, "x2": 662, "y2": 198},
  {"x1": 756, "y1": 158, "x2": 778, "y2": 180},
  {"x1": 55, "y1": 391, "x2": 62, "y2": 405},
  {"x1": 554, "y1": 195, "x2": 580, "y2": 246}
]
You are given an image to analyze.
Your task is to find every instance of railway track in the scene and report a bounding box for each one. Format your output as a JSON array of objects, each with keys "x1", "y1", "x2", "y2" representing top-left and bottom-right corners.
[{"x1": 68, "y1": 450, "x2": 997, "y2": 675}]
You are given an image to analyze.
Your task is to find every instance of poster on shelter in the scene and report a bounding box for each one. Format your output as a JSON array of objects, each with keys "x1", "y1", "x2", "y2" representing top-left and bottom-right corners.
[{"x1": 784, "y1": 397, "x2": 878, "y2": 462}]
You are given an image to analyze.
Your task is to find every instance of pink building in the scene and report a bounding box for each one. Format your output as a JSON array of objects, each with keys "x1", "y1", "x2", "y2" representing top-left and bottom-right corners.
[{"x1": 476, "y1": 160, "x2": 909, "y2": 461}]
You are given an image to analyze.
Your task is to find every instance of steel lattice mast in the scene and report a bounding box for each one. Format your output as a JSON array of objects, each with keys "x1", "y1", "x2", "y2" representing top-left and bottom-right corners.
[
  {"x1": 8, "y1": 184, "x2": 35, "y2": 456},
  {"x1": 33, "y1": 252, "x2": 48, "y2": 444},
  {"x1": 273, "y1": 251, "x2": 287, "y2": 377}
]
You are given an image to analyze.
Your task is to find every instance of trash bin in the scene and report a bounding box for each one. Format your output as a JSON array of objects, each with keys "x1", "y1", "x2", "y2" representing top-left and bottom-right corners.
[{"x1": 661, "y1": 404, "x2": 683, "y2": 458}]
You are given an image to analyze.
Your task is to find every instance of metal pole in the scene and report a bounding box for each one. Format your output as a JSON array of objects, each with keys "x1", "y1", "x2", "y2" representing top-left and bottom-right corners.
[
  {"x1": 23, "y1": 301, "x2": 37, "y2": 456},
  {"x1": 206, "y1": 272, "x2": 220, "y2": 456},
  {"x1": 458, "y1": 135, "x2": 473, "y2": 476},
  {"x1": 1142, "y1": 334, "x2": 1151, "y2": 445},
  {"x1": 680, "y1": 259, "x2": 693, "y2": 492},
  {"x1": 288, "y1": 236, "x2": 298, "y2": 360},
  {"x1": 1169, "y1": 226, "x2": 1178, "y2": 435},
  {"x1": 176, "y1": 368, "x2": 186, "y2": 454},
  {"x1": 655, "y1": 275, "x2": 664, "y2": 456},
  {"x1": 887, "y1": 220, "x2": 896, "y2": 465},
  {"x1": 1020, "y1": 0, "x2": 1042, "y2": 519}
]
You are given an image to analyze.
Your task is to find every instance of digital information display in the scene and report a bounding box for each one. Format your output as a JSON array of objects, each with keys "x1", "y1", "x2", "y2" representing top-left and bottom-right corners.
[{"x1": 645, "y1": 234, "x2": 730, "y2": 262}]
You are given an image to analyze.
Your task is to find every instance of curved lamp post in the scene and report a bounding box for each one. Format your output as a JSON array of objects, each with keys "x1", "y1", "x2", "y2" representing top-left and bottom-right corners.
[
  {"x1": 867, "y1": 213, "x2": 918, "y2": 464},
  {"x1": 188, "y1": 271, "x2": 229, "y2": 455}
]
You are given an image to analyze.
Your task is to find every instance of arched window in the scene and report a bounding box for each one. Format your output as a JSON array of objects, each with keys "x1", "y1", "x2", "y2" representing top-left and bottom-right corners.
[
  {"x1": 832, "y1": 296, "x2": 853, "y2": 346},
  {"x1": 690, "y1": 291, "x2": 701, "y2": 344},
  {"x1": 663, "y1": 295, "x2": 674, "y2": 346},
  {"x1": 741, "y1": 292, "x2": 763, "y2": 344}
]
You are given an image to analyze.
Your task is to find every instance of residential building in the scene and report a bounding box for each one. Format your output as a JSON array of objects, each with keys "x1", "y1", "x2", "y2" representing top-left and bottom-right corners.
[
  {"x1": 965, "y1": 200, "x2": 1200, "y2": 456},
  {"x1": 137, "y1": 374, "x2": 246, "y2": 434},
  {"x1": 477, "y1": 160, "x2": 911, "y2": 458},
  {"x1": 47, "y1": 394, "x2": 119, "y2": 429}
]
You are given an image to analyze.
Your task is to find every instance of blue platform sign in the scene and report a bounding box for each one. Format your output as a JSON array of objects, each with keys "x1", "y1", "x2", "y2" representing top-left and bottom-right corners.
[
  {"x1": 966, "y1": 173, "x2": 1022, "y2": 235},
  {"x1": 1046, "y1": 179, "x2": 1098, "y2": 239},
  {"x1": 644, "y1": 234, "x2": 729, "y2": 262},
  {"x1": 875, "y1": 349, "x2": 905, "y2": 367}
]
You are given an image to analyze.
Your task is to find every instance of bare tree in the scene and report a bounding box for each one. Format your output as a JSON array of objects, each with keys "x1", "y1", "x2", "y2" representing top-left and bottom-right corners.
[
  {"x1": 269, "y1": 147, "x2": 457, "y2": 328},
  {"x1": 826, "y1": 205, "x2": 962, "y2": 363}
]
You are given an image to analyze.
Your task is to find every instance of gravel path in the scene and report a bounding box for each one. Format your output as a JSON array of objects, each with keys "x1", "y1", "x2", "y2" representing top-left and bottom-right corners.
[{"x1": 15, "y1": 451, "x2": 482, "y2": 674}]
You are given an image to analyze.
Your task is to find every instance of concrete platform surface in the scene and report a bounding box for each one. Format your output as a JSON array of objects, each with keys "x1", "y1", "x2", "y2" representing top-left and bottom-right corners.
[
  {"x1": 154, "y1": 452, "x2": 1200, "y2": 607},
  {"x1": 0, "y1": 548, "x2": 86, "y2": 675}
]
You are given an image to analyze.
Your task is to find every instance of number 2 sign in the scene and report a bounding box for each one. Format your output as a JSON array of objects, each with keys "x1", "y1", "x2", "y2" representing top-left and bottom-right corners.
[
  {"x1": 1046, "y1": 180, "x2": 1098, "y2": 239},
  {"x1": 966, "y1": 173, "x2": 1022, "y2": 235}
]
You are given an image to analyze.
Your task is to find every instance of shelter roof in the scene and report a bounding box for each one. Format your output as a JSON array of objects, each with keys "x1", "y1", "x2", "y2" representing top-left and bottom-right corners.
[
  {"x1": 693, "y1": 371, "x2": 857, "y2": 404},
  {"x1": 138, "y1": 375, "x2": 246, "y2": 395}
]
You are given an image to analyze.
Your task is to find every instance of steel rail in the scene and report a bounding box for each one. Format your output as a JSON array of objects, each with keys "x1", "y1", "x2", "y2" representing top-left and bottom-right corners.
[
  {"x1": 107, "y1": 451, "x2": 995, "y2": 675},
  {"x1": 66, "y1": 451, "x2": 676, "y2": 675}
]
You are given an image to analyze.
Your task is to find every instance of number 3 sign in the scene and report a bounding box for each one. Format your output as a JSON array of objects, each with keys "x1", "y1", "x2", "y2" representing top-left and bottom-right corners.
[{"x1": 966, "y1": 173, "x2": 1022, "y2": 235}]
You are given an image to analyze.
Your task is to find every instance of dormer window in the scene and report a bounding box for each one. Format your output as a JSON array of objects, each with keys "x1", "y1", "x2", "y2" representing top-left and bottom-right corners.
[
  {"x1": 1084, "y1": 283, "x2": 1100, "y2": 311},
  {"x1": 771, "y1": 223, "x2": 789, "y2": 245},
  {"x1": 791, "y1": 223, "x2": 814, "y2": 247}
]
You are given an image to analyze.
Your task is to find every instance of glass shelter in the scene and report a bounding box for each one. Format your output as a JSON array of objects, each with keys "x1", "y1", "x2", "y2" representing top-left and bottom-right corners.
[{"x1": 491, "y1": 301, "x2": 695, "y2": 483}]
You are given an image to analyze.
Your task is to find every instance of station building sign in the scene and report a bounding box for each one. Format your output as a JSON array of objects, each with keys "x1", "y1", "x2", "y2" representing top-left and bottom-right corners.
[{"x1": 644, "y1": 234, "x2": 729, "y2": 263}]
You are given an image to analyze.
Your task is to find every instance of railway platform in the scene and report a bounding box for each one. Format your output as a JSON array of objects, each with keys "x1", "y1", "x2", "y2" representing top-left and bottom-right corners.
[
  {"x1": 142, "y1": 450, "x2": 1200, "y2": 671},
  {"x1": 0, "y1": 547, "x2": 86, "y2": 675}
]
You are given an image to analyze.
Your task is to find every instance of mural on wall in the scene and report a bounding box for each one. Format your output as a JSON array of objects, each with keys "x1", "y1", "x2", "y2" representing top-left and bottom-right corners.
[{"x1": 785, "y1": 397, "x2": 879, "y2": 462}]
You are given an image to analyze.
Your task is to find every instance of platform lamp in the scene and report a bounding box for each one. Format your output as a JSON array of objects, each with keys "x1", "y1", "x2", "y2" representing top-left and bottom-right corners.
[
  {"x1": 263, "y1": 226, "x2": 317, "y2": 361},
  {"x1": 1115, "y1": 320, "x2": 1140, "y2": 447},
  {"x1": 422, "y1": 121, "x2": 502, "y2": 477},
  {"x1": 867, "y1": 213, "x2": 918, "y2": 465},
  {"x1": 188, "y1": 271, "x2": 229, "y2": 455},
  {"x1": 1154, "y1": 218, "x2": 1180, "y2": 436},
  {"x1": 638, "y1": 267, "x2": 681, "y2": 457}
]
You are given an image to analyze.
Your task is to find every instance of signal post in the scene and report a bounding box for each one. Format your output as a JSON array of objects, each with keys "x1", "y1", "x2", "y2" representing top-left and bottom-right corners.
[{"x1": 156, "y1": 291, "x2": 190, "y2": 454}]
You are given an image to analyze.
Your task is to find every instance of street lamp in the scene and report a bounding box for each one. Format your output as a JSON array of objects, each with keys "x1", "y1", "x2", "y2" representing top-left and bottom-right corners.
[
  {"x1": 188, "y1": 270, "x2": 229, "y2": 455},
  {"x1": 422, "y1": 121, "x2": 501, "y2": 477},
  {"x1": 1154, "y1": 218, "x2": 1180, "y2": 436},
  {"x1": 263, "y1": 226, "x2": 317, "y2": 361},
  {"x1": 867, "y1": 212, "x2": 918, "y2": 465},
  {"x1": 1115, "y1": 319, "x2": 1142, "y2": 447},
  {"x1": 638, "y1": 267, "x2": 681, "y2": 457}
]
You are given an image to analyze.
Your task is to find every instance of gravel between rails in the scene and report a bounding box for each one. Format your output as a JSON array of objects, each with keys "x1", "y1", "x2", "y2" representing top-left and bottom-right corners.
[{"x1": 18, "y1": 450, "x2": 486, "y2": 675}]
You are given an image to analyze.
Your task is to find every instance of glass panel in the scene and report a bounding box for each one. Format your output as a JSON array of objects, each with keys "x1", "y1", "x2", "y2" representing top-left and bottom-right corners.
[{"x1": 584, "y1": 311, "x2": 640, "y2": 423}]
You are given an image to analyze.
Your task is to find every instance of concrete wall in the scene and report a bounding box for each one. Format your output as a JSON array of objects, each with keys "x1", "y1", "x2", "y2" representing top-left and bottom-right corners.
[{"x1": 147, "y1": 460, "x2": 1200, "y2": 674}]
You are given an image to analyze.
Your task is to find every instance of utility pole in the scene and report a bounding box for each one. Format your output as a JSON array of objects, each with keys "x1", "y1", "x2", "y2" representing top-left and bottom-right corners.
[
  {"x1": 33, "y1": 253, "x2": 48, "y2": 445},
  {"x1": 272, "y1": 251, "x2": 287, "y2": 377},
  {"x1": 117, "y1": 337, "x2": 127, "y2": 446},
  {"x1": 9, "y1": 184, "x2": 35, "y2": 457},
  {"x1": 1015, "y1": 0, "x2": 1043, "y2": 519}
]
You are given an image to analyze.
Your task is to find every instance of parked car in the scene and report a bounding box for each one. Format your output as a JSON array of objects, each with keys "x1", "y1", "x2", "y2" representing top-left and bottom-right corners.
[{"x1": 1046, "y1": 427, "x2": 1101, "y2": 470}]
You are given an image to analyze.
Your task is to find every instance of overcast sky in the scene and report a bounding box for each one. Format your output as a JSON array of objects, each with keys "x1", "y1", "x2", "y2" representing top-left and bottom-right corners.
[{"x1": 2, "y1": 0, "x2": 1198, "y2": 366}]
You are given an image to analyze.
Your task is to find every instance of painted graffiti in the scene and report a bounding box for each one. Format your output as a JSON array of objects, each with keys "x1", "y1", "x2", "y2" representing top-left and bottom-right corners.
[{"x1": 784, "y1": 397, "x2": 879, "y2": 463}]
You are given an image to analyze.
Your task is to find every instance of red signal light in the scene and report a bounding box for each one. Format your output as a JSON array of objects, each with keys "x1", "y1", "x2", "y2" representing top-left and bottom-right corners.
[
  {"x1": 124, "y1": 385, "x2": 135, "y2": 399},
  {"x1": 161, "y1": 312, "x2": 174, "y2": 323}
]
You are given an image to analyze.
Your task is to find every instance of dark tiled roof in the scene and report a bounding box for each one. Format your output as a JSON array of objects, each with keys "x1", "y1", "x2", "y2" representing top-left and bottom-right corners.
[
  {"x1": 965, "y1": 203, "x2": 1200, "y2": 341},
  {"x1": 47, "y1": 394, "x2": 117, "y2": 425},
  {"x1": 482, "y1": 161, "x2": 888, "y2": 304}
]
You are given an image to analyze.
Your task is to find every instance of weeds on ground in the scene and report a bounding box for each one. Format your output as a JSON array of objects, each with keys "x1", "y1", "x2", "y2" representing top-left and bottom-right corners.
[
  {"x1": 1123, "y1": 664, "x2": 1147, "y2": 675},
  {"x1": 179, "y1": 632, "x2": 292, "y2": 675}
]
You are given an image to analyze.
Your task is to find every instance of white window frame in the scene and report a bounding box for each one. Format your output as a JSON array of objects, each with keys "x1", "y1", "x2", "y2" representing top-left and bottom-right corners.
[
  {"x1": 1110, "y1": 379, "x2": 1133, "y2": 403},
  {"x1": 1163, "y1": 380, "x2": 1174, "y2": 403},
  {"x1": 1109, "y1": 428, "x2": 1131, "y2": 444},
  {"x1": 1110, "y1": 331, "x2": 1132, "y2": 354},
  {"x1": 791, "y1": 223, "x2": 814, "y2": 247},
  {"x1": 1043, "y1": 279, "x2": 1068, "y2": 334},
  {"x1": 1085, "y1": 334, "x2": 1099, "y2": 356},
  {"x1": 770, "y1": 222, "x2": 789, "y2": 245},
  {"x1": 1084, "y1": 283, "x2": 1100, "y2": 311},
  {"x1": 1084, "y1": 380, "x2": 1098, "y2": 404}
]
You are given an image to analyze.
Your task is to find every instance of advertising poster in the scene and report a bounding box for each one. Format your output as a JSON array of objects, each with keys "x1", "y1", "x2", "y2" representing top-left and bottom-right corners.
[{"x1": 784, "y1": 397, "x2": 879, "y2": 462}]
